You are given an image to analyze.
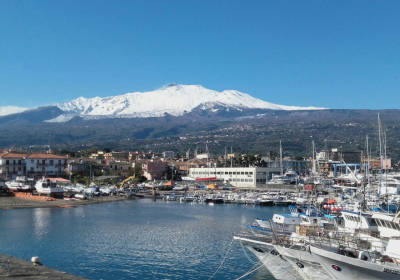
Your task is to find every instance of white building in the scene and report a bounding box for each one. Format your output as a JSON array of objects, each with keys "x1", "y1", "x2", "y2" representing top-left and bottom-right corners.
[
  {"x1": 189, "y1": 166, "x2": 281, "y2": 188},
  {"x1": 0, "y1": 152, "x2": 26, "y2": 179},
  {"x1": 163, "y1": 151, "x2": 175, "y2": 158},
  {"x1": 0, "y1": 152, "x2": 68, "y2": 179},
  {"x1": 25, "y1": 153, "x2": 68, "y2": 178}
]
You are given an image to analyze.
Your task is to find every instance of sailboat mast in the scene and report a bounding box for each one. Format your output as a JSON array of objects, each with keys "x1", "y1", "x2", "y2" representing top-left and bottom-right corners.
[
  {"x1": 378, "y1": 114, "x2": 383, "y2": 196},
  {"x1": 312, "y1": 140, "x2": 316, "y2": 174},
  {"x1": 280, "y1": 140, "x2": 283, "y2": 175},
  {"x1": 224, "y1": 147, "x2": 227, "y2": 167}
]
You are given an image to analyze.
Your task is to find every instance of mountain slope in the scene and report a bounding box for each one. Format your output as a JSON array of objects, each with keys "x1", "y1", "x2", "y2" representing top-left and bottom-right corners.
[{"x1": 50, "y1": 84, "x2": 324, "y2": 122}]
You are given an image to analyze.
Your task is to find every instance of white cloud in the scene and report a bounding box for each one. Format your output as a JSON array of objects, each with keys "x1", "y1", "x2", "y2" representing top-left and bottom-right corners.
[{"x1": 0, "y1": 106, "x2": 29, "y2": 116}]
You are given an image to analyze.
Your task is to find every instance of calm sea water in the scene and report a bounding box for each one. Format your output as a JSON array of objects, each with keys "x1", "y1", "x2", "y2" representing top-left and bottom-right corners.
[{"x1": 0, "y1": 199, "x2": 282, "y2": 280}]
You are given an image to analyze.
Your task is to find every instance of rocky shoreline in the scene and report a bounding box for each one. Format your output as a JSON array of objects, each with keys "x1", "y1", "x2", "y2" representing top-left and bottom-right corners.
[{"x1": 0, "y1": 253, "x2": 88, "y2": 279}]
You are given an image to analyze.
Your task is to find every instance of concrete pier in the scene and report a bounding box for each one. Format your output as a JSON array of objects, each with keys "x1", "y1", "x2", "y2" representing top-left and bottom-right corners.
[{"x1": 0, "y1": 253, "x2": 88, "y2": 279}]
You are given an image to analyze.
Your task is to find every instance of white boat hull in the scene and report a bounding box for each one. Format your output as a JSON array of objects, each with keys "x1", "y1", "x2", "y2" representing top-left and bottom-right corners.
[
  {"x1": 274, "y1": 244, "x2": 331, "y2": 280},
  {"x1": 310, "y1": 245, "x2": 400, "y2": 280},
  {"x1": 234, "y1": 236, "x2": 305, "y2": 280}
]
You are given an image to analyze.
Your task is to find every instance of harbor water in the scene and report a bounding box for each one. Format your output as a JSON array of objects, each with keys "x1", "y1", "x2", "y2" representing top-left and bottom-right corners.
[{"x1": 0, "y1": 199, "x2": 283, "y2": 279}]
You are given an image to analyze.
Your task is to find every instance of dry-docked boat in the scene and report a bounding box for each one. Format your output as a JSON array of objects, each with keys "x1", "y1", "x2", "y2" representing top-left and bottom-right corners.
[
  {"x1": 5, "y1": 176, "x2": 35, "y2": 192},
  {"x1": 34, "y1": 177, "x2": 65, "y2": 196}
]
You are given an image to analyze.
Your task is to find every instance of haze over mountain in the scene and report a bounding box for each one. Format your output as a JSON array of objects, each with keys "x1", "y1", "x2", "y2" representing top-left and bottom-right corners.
[{"x1": 44, "y1": 84, "x2": 325, "y2": 122}]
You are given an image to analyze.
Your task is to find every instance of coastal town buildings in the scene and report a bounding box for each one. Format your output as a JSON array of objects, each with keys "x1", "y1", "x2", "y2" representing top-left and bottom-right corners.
[
  {"x1": 0, "y1": 152, "x2": 68, "y2": 180},
  {"x1": 188, "y1": 166, "x2": 281, "y2": 188},
  {"x1": 142, "y1": 161, "x2": 169, "y2": 181}
]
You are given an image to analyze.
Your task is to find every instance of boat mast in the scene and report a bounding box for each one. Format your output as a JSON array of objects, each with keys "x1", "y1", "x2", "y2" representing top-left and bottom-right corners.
[
  {"x1": 378, "y1": 114, "x2": 383, "y2": 196},
  {"x1": 224, "y1": 147, "x2": 227, "y2": 167},
  {"x1": 363, "y1": 135, "x2": 369, "y2": 213},
  {"x1": 280, "y1": 140, "x2": 283, "y2": 175},
  {"x1": 312, "y1": 140, "x2": 316, "y2": 175},
  {"x1": 384, "y1": 131, "x2": 388, "y2": 207},
  {"x1": 230, "y1": 146, "x2": 233, "y2": 168}
]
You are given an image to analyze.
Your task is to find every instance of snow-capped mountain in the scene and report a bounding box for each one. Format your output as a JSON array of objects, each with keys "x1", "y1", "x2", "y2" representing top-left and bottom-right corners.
[{"x1": 48, "y1": 84, "x2": 324, "y2": 122}]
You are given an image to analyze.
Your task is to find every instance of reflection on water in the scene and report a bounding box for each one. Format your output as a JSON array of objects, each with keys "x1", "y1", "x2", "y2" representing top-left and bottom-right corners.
[
  {"x1": 32, "y1": 208, "x2": 51, "y2": 239},
  {"x1": 0, "y1": 200, "x2": 277, "y2": 280}
]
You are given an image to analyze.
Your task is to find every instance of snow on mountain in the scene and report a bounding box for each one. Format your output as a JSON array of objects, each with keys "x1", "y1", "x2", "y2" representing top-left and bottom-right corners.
[{"x1": 49, "y1": 84, "x2": 325, "y2": 122}]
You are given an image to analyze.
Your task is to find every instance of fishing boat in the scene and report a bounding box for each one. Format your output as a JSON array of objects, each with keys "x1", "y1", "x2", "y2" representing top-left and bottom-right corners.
[
  {"x1": 34, "y1": 177, "x2": 65, "y2": 196},
  {"x1": 309, "y1": 222, "x2": 400, "y2": 280}
]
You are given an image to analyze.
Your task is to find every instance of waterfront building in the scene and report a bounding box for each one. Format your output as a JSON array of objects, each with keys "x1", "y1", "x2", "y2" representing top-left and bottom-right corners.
[
  {"x1": 0, "y1": 152, "x2": 27, "y2": 179},
  {"x1": 188, "y1": 166, "x2": 281, "y2": 188},
  {"x1": 142, "y1": 161, "x2": 169, "y2": 181},
  {"x1": 25, "y1": 153, "x2": 68, "y2": 178},
  {"x1": 0, "y1": 152, "x2": 68, "y2": 180}
]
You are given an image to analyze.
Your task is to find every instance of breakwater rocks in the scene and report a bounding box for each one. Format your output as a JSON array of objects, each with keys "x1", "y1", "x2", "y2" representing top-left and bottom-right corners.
[{"x1": 0, "y1": 253, "x2": 88, "y2": 279}]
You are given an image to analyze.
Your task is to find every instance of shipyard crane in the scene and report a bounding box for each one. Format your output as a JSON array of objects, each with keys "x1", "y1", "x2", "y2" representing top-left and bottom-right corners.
[{"x1": 118, "y1": 175, "x2": 136, "y2": 189}]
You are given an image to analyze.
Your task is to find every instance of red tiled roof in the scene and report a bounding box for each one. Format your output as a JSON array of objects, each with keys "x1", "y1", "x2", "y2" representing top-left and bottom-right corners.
[
  {"x1": 0, "y1": 152, "x2": 29, "y2": 158},
  {"x1": 25, "y1": 153, "x2": 68, "y2": 159}
]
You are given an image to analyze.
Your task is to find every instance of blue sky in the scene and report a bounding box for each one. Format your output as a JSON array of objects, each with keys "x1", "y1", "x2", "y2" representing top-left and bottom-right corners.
[{"x1": 1, "y1": 0, "x2": 399, "y2": 114}]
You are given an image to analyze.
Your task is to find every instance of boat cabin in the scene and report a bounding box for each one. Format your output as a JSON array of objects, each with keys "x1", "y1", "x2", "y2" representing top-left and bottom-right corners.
[{"x1": 340, "y1": 210, "x2": 378, "y2": 231}]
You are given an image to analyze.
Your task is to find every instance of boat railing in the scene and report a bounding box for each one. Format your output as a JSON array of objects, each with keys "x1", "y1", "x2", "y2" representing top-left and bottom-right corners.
[
  {"x1": 354, "y1": 228, "x2": 381, "y2": 238},
  {"x1": 273, "y1": 210, "x2": 297, "y2": 215},
  {"x1": 298, "y1": 226, "x2": 386, "y2": 252}
]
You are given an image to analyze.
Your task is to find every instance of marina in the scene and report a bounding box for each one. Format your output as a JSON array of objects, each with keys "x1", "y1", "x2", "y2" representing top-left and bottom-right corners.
[{"x1": 0, "y1": 197, "x2": 277, "y2": 279}]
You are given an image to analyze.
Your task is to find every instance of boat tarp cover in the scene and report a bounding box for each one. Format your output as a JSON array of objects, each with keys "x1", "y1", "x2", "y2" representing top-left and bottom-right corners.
[
  {"x1": 164, "y1": 181, "x2": 175, "y2": 186},
  {"x1": 328, "y1": 199, "x2": 335, "y2": 204},
  {"x1": 206, "y1": 184, "x2": 218, "y2": 189}
]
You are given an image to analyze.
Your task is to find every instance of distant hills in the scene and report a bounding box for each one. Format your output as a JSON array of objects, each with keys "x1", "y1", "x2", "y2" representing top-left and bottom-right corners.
[{"x1": 0, "y1": 85, "x2": 399, "y2": 160}]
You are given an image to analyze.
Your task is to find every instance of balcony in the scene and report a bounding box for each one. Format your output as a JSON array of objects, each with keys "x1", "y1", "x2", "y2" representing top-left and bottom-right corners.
[{"x1": 0, "y1": 163, "x2": 26, "y2": 167}]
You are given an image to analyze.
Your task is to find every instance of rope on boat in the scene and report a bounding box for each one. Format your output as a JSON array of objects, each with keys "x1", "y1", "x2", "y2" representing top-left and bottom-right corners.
[
  {"x1": 208, "y1": 237, "x2": 235, "y2": 280},
  {"x1": 239, "y1": 236, "x2": 262, "y2": 265},
  {"x1": 235, "y1": 241, "x2": 299, "y2": 280}
]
